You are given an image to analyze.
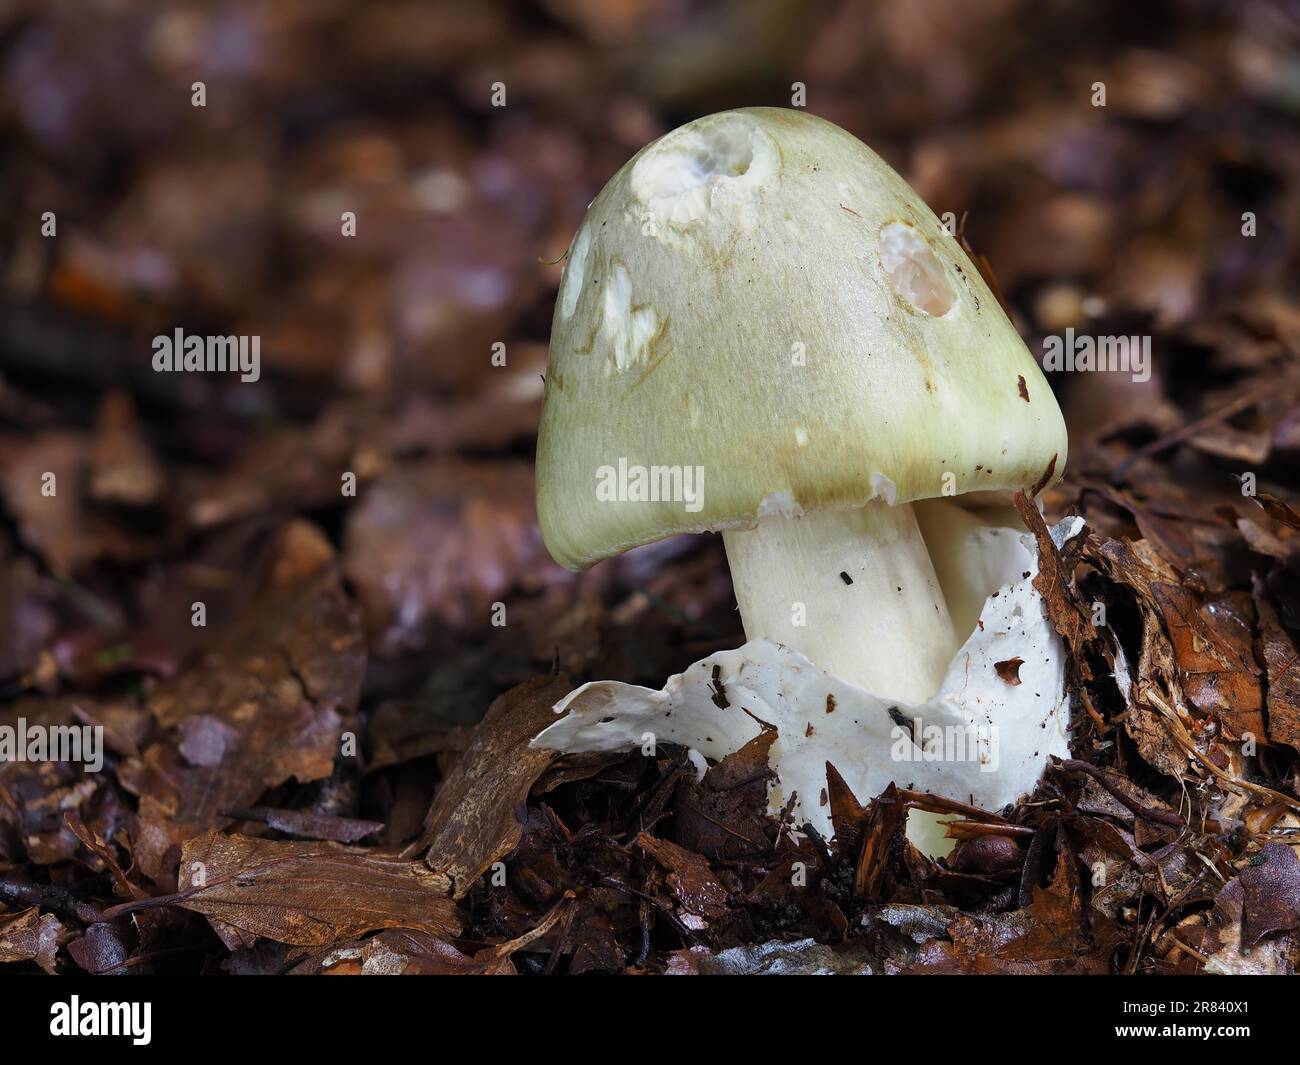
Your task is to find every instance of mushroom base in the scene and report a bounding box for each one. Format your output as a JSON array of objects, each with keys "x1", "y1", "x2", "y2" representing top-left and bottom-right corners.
[
  {"x1": 539, "y1": 511, "x2": 1081, "y2": 860},
  {"x1": 721, "y1": 499, "x2": 959, "y2": 704}
]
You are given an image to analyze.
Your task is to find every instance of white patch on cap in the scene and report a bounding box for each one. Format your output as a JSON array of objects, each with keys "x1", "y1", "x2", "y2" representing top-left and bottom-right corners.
[
  {"x1": 601, "y1": 262, "x2": 659, "y2": 371},
  {"x1": 630, "y1": 113, "x2": 779, "y2": 237},
  {"x1": 559, "y1": 225, "x2": 591, "y2": 320},
  {"x1": 756, "y1": 491, "x2": 804, "y2": 521},
  {"x1": 870, "y1": 473, "x2": 897, "y2": 504},
  {"x1": 879, "y1": 222, "x2": 958, "y2": 317}
]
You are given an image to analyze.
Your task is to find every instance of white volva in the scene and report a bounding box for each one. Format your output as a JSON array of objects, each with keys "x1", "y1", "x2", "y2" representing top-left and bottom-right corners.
[{"x1": 534, "y1": 515, "x2": 1082, "y2": 855}]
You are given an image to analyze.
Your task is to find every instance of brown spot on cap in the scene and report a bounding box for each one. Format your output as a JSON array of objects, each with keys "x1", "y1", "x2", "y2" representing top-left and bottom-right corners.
[{"x1": 1017, "y1": 374, "x2": 1029, "y2": 402}]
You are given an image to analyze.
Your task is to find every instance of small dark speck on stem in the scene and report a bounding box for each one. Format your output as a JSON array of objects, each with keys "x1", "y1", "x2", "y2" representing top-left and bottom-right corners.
[{"x1": 710, "y1": 664, "x2": 729, "y2": 709}]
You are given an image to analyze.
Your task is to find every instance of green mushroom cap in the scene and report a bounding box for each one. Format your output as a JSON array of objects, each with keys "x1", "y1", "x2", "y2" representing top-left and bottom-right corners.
[{"x1": 537, "y1": 107, "x2": 1066, "y2": 571}]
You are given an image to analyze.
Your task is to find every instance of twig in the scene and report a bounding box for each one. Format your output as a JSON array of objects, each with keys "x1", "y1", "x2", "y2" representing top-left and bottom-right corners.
[
  {"x1": 1052, "y1": 758, "x2": 1204, "y2": 830},
  {"x1": 0, "y1": 878, "x2": 103, "y2": 925},
  {"x1": 1167, "y1": 935, "x2": 1210, "y2": 966},
  {"x1": 1146, "y1": 691, "x2": 1300, "y2": 813},
  {"x1": 801, "y1": 822, "x2": 835, "y2": 869},
  {"x1": 1113, "y1": 381, "x2": 1273, "y2": 478},
  {"x1": 544, "y1": 901, "x2": 578, "y2": 975},
  {"x1": 943, "y1": 821, "x2": 1036, "y2": 840},
  {"x1": 675, "y1": 797, "x2": 769, "y2": 850},
  {"x1": 895, "y1": 788, "x2": 1012, "y2": 824}
]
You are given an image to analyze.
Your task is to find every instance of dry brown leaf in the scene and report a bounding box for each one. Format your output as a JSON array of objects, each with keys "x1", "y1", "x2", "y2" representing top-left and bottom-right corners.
[
  {"x1": 88, "y1": 391, "x2": 164, "y2": 507},
  {"x1": 179, "y1": 831, "x2": 461, "y2": 948},
  {"x1": 0, "y1": 907, "x2": 63, "y2": 973},
  {"x1": 1239, "y1": 843, "x2": 1300, "y2": 948},
  {"x1": 218, "y1": 806, "x2": 384, "y2": 843},
  {"x1": 0, "y1": 557, "x2": 57, "y2": 682},
  {"x1": 319, "y1": 929, "x2": 515, "y2": 976},
  {"x1": 0, "y1": 431, "x2": 146, "y2": 574},
  {"x1": 128, "y1": 521, "x2": 365, "y2": 829},
  {"x1": 414, "y1": 674, "x2": 572, "y2": 897},
  {"x1": 1254, "y1": 492, "x2": 1300, "y2": 533},
  {"x1": 1152, "y1": 587, "x2": 1262, "y2": 737},
  {"x1": 1255, "y1": 591, "x2": 1300, "y2": 750},
  {"x1": 1013, "y1": 492, "x2": 1093, "y2": 678},
  {"x1": 1091, "y1": 538, "x2": 1198, "y2": 776},
  {"x1": 342, "y1": 459, "x2": 566, "y2": 652},
  {"x1": 673, "y1": 730, "x2": 777, "y2": 861},
  {"x1": 636, "y1": 832, "x2": 730, "y2": 920}
]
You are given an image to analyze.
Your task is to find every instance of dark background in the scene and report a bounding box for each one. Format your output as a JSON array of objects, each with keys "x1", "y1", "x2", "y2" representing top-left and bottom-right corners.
[
  {"x1": 2, "y1": 1, "x2": 1298, "y2": 721},
  {"x1": 3, "y1": 0, "x2": 1296, "y2": 698}
]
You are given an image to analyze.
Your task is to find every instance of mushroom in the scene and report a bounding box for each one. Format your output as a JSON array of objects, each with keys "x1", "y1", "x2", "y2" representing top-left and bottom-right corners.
[{"x1": 537, "y1": 107, "x2": 1067, "y2": 706}]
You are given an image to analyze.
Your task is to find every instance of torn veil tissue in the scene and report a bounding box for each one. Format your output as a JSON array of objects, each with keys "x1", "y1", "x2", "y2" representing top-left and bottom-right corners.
[{"x1": 532, "y1": 515, "x2": 1084, "y2": 855}]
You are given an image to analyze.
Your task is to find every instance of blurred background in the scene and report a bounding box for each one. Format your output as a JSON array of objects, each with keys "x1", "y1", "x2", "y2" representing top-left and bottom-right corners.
[{"x1": 1, "y1": 0, "x2": 1298, "y2": 724}]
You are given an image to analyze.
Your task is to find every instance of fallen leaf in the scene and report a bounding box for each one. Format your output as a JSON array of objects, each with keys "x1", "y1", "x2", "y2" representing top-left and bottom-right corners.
[
  {"x1": 0, "y1": 907, "x2": 63, "y2": 973},
  {"x1": 1238, "y1": 843, "x2": 1300, "y2": 948},
  {"x1": 1203, "y1": 876, "x2": 1294, "y2": 975},
  {"x1": 0, "y1": 557, "x2": 58, "y2": 683},
  {"x1": 178, "y1": 831, "x2": 461, "y2": 948},
  {"x1": 1253, "y1": 492, "x2": 1300, "y2": 532},
  {"x1": 87, "y1": 391, "x2": 164, "y2": 507},
  {"x1": 0, "y1": 431, "x2": 145, "y2": 574},
  {"x1": 218, "y1": 806, "x2": 384, "y2": 843},
  {"x1": 414, "y1": 674, "x2": 572, "y2": 897},
  {"x1": 342, "y1": 459, "x2": 566, "y2": 652},
  {"x1": 1013, "y1": 492, "x2": 1093, "y2": 678},
  {"x1": 1151, "y1": 586, "x2": 1262, "y2": 737},
  {"x1": 67, "y1": 922, "x2": 130, "y2": 975},
  {"x1": 636, "y1": 832, "x2": 730, "y2": 920},
  {"x1": 128, "y1": 521, "x2": 365, "y2": 828},
  {"x1": 673, "y1": 730, "x2": 776, "y2": 861},
  {"x1": 352, "y1": 929, "x2": 514, "y2": 975},
  {"x1": 1255, "y1": 590, "x2": 1300, "y2": 750}
]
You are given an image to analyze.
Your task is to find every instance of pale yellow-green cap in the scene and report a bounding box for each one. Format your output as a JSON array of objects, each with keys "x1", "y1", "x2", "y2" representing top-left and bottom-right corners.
[{"x1": 538, "y1": 107, "x2": 1066, "y2": 570}]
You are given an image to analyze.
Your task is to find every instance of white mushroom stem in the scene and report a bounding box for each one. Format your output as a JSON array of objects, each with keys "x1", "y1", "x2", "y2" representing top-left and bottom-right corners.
[{"x1": 722, "y1": 500, "x2": 959, "y2": 704}]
